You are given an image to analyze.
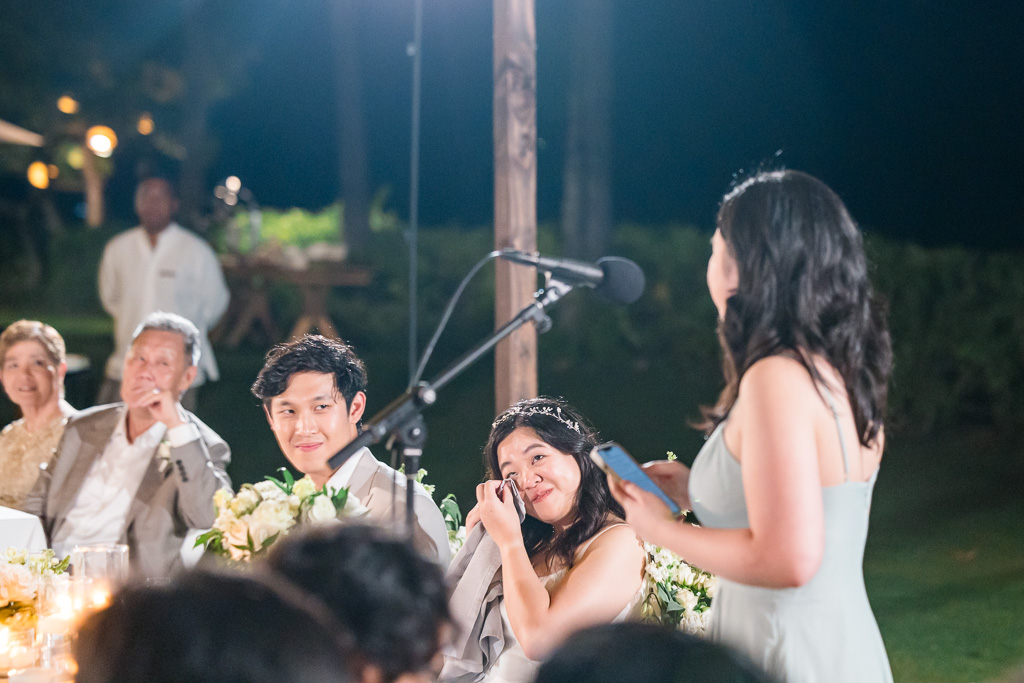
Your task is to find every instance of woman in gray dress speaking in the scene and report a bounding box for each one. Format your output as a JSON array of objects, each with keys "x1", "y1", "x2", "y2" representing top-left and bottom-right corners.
[{"x1": 610, "y1": 170, "x2": 894, "y2": 683}]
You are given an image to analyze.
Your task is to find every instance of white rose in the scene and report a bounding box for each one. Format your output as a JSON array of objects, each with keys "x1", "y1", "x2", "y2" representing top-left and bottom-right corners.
[
  {"x1": 645, "y1": 562, "x2": 666, "y2": 584},
  {"x1": 213, "y1": 488, "x2": 233, "y2": 511},
  {"x1": 222, "y1": 516, "x2": 251, "y2": 553},
  {"x1": 653, "y1": 547, "x2": 677, "y2": 567},
  {"x1": 675, "y1": 563, "x2": 695, "y2": 586},
  {"x1": 0, "y1": 563, "x2": 38, "y2": 604},
  {"x1": 249, "y1": 499, "x2": 298, "y2": 548},
  {"x1": 679, "y1": 610, "x2": 706, "y2": 636},
  {"x1": 306, "y1": 495, "x2": 338, "y2": 523},
  {"x1": 342, "y1": 493, "x2": 368, "y2": 517},
  {"x1": 253, "y1": 480, "x2": 287, "y2": 502},
  {"x1": 229, "y1": 487, "x2": 260, "y2": 516},
  {"x1": 292, "y1": 477, "x2": 318, "y2": 500},
  {"x1": 705, "y1": 576, "x2": 718, "y2": 598},
  {"x1": 675, "y1": 588, "x2": 698, "y2": 613},
  {"x1": 448, "y1": 525, "x2": 467, "y2": 557}
]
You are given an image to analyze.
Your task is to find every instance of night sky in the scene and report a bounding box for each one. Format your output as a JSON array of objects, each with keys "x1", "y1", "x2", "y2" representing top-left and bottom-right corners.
[{"x1": 13, "y1": 1, "x2": 1024, "y2": 248}]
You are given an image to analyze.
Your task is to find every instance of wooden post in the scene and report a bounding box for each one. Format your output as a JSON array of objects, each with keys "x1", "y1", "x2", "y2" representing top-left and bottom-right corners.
[
  {"x1": 493, "y1": 0, "x2": 538, "y2": 414},
  {"x1": 82, "y1": 148, "x2": 105, "y2": 227}
]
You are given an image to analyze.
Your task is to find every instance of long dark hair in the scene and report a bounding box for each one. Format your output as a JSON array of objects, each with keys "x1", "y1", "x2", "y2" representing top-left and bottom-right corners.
[
  {"x1": 703, "y1": 170, "x2": 892, "y2": 447},
  {"x1": 485, "y1": 397, "x2": 624, "y2": 571}
]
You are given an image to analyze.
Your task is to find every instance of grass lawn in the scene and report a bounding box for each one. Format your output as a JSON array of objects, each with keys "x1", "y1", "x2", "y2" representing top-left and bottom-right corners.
[{"x1": 3, "y1": 311, "x2": 1023, "y2": 682}]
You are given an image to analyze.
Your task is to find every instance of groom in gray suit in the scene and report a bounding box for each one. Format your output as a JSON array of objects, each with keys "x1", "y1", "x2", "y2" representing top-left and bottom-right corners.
[
  {"x1": 24, "y1": 312, "x2": 231, "y2": 578},
  {"x1": 251, "y1": 335, "x2": 450, "y2": 566}
]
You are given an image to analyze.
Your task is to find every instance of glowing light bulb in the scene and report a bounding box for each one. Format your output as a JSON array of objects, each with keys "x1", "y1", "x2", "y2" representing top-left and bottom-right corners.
[
  {"x1": 85, "y1": 125, "x2": 118, "y2": 158},
  {"x1": 57, "y1": 95, "x2": 80, "y2": 114},
  {"x1": 27, "y1": 161, "x2": 50, "y2": 189}
]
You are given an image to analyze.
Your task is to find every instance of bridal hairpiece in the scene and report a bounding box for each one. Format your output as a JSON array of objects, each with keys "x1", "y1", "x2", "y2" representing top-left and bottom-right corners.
[{"x1": 491, "y1": 403, "x2": 582, "y2": 434}]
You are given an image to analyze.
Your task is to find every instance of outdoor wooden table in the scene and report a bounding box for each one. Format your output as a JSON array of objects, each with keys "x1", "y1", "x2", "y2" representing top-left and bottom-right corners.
[{"x1": 215, "y1": 257, "x2": 372, "y2": 347}]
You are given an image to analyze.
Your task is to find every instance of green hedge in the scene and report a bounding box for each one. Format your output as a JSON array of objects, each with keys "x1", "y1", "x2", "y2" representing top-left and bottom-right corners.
[{"x1": 5, "y1": 219, "x2": 1024, "y2": 436}]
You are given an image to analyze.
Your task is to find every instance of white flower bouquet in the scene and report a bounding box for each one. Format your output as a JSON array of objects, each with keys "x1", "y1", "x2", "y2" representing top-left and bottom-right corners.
[
  {"x1": 1, "y1": 548, "x2": 70, "y2": 630},
  {"x1": 196, "y1": 469, "x2": 367, "y2": 562},
  {"x1": 640, "y1": 541, "x2": 717, "y2": 635}
]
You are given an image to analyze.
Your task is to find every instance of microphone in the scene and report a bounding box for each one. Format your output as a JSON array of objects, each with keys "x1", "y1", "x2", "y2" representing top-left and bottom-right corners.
[{"x1": 499, "y1": 249, "x2": 645, "y2": 304}]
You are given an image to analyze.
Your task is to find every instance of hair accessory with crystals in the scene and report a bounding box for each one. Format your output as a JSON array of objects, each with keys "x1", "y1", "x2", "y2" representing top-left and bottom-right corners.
[{"x1": 491, "y1": 402, "x2": 582, "y2": 434}]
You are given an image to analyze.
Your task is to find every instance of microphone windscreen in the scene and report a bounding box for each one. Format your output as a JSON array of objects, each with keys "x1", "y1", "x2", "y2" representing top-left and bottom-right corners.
[{"x1": 595, "y1": 257, "x2": 645, "y2": 304}]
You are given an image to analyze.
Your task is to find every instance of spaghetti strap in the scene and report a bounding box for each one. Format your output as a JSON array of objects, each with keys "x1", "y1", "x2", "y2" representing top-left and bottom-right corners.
[
  {"x1": 577, "y1": 522, "x2": 630, "y2": 556},
  {"x1": 819, "y1": 384, "x2": 851, "y2": 481}
]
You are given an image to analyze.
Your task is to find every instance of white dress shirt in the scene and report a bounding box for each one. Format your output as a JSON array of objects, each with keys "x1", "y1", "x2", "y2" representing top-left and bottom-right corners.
[
  {"x1": 51, "y1": 408, "x2": 199, "y2": 558},
  {"x1": 98, "y1": 222, "x2": 229, "y2": 385}
]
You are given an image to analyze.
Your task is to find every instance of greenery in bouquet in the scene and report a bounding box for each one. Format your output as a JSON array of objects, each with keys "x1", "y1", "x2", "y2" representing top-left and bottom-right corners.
[
  {"x1": 196, "y1": 469, "x2": 367, "y2": 562},
  {"x1": 0, "y1": 548, "x2": 71, "y2": 630},
  {"x1": 440, "y1": 494, "x2": 467, "y2": 558},
  {"x1": 639, "y1": 542, "x2": 717, "y2": 636},
  {"x1": 636, "y1": 451, "x2": 717, "y2": 635},
  {"x1": 399, "y1": 467, "x2": 466, "y2": 558}
]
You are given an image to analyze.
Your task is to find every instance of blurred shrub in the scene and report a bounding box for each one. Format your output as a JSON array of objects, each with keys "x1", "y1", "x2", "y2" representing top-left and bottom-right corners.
[
  {"x1": 868, "y1": 236, "x2": 1024, "y2": 432},
  {"x1": 5, "y1": 217, "x2": 1024, "y2": 436}
]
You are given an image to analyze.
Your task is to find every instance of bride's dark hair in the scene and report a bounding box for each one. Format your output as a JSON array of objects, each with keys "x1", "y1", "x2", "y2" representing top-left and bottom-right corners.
[
  {"x1": 703, "y1": 170, "x2": 892, "y2": 446},
  {"x1": 485, "y1": 397, "x2": 623, "y2": 571}
]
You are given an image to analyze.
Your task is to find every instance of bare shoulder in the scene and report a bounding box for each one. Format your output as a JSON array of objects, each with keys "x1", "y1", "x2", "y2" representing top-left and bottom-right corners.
[
  {"x1": 739, "y1": 355, "x2": 821, "y2": 407},
  {"x1": 581, "y1": 522, "x2": 643, "y2": 560}
]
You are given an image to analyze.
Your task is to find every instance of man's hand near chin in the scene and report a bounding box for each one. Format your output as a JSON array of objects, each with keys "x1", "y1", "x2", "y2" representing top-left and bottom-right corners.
[{"x1": 128, "y1": 385, "x2": 187, "y2": 429}]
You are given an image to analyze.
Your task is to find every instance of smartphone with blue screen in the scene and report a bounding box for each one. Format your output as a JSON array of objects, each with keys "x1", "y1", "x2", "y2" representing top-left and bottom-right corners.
[{"x1": 591, "y1": 442, "x2": 681, "y2": 516}]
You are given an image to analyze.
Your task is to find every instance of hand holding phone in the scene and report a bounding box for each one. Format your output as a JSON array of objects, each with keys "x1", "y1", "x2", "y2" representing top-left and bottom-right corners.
[{"x1": 591, "y1": 442, "x2": 682, "y2": 516}]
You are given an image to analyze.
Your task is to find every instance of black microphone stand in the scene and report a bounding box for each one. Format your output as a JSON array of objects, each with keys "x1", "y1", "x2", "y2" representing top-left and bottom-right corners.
[{"x1": 327, "y1": 277, "x2": 574, "y2": 544}]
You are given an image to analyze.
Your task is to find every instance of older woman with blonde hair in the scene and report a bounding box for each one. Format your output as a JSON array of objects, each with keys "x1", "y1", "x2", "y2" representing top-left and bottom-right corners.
[{"x1": 0, "y1": 320, "x2": 76, "y2": 511}]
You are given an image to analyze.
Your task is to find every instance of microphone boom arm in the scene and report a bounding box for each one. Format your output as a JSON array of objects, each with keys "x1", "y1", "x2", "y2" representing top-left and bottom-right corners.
[{"x1": 327, "y1": 277, "x2": 575, "y2": 471}]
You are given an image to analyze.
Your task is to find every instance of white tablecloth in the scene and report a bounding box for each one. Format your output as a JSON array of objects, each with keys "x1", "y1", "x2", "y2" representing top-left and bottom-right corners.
[{"x1": 0, "y1": 505, "x2": 47, "y2": 552}]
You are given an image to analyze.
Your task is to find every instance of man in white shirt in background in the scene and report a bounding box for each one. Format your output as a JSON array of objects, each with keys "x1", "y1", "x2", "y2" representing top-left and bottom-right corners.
[
  {"x1": 24, "y1": 312, "x2": 231, "y2": 578},
  {"x1": 250, "y1": 335, "x2": 451, "y2": 566},
  {"x1": 97, "y1": 176, "x2": 229, "y2": 411}
]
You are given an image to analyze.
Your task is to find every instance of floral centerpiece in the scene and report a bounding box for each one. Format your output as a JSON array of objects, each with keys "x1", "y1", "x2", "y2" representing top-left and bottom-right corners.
[
  {"x1": 196, "y1": 469, "x2": 366, "y2": 562},
  {"x1": 1, "y1": 548, "x2": 70, "y2": 631}
]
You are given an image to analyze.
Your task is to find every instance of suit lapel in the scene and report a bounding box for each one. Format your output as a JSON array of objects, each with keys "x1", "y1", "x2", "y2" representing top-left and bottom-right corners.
[
  {"x1": 345, "y1": 450, "x2": 381, "y2": 508},
  {"x1": 51, "y1": 407, "x2": 121, "y2": 523},
  {"x1": 124, "y1": 452, "x2": 168, "y2": 537}
]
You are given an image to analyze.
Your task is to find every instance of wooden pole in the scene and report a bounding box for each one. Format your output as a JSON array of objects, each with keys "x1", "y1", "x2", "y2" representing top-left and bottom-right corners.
[
  {"x1": 493, "y1": 0, "x2": 538, "y2": 414},
  {"x1": 82, "y1": 148, "x2": 105, "y2": 227}
]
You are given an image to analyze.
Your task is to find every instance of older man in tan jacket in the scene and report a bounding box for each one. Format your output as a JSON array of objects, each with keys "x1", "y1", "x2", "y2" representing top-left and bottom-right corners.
[{"x1": 24, "y1": 312, "x2": 231, "y2": 578}]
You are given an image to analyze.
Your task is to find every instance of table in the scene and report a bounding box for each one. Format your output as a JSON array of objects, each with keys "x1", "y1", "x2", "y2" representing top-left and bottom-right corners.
[
  {"x1": 0, "y1": 506, "x2": 47, "y2": 552},
  {"x1": 214, "y1": 257, "x2": 372, "y2": 347}
]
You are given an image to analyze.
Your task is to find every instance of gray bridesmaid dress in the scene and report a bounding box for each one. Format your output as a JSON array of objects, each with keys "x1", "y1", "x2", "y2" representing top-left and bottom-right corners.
[{"x1": 688, "y1": 389, "x2": 894, "y2": 683}]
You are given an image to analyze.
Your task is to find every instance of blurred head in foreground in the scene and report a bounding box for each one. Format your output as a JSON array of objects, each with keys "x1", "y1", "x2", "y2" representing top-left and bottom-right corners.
[
  {"x1": 74, "y1": 571, "x2": 359, "y2": 683},
  {"x1": 266, "y1": 522, "x2": 451, "y2": 683},
  {"x1": 534, "y1": 622, "x2": 775, "y2": 683}
]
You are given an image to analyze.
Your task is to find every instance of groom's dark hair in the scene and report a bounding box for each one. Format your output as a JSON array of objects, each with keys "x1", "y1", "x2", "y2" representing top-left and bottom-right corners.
[
  {"x1": 265, "y1": 523, "x2": 450, "y2": 683},
  {"x1": 251, "y1": 334, "x2": 368, "y2": 409}
]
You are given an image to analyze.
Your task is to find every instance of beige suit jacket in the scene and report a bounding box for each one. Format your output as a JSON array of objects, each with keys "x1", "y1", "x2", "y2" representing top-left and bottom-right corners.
[
  {"x1": 23, "y1": 404, "x2": 231, "y2": 578},
  {"x1": 330, "y1": 448, "x2": 451, "y2": 566}
]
